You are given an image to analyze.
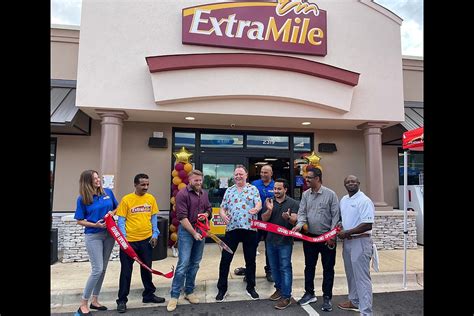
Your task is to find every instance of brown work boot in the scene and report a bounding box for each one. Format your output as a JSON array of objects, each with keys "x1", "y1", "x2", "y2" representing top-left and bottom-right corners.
[
  {"x1": 166, "y1": 298, "x2": 178, "y2": 312},
  {"x1": 337, "y1": 300, "x2": 360, "y2": 312},
  {"x1": 184, "y1": 293, "x2": 199, "y2": 304},
  {"x1": 274, "y1": 297, "x2": 292, "y2": 310},
  {"x1": 269, "y1": 289, "x2": 282, "y2": 301}
]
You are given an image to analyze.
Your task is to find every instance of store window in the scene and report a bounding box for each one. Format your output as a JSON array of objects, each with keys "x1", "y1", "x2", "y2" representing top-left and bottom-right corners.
[
  {"x1": 247, "y1": 135, "x2": 289, "y2": 150},
  {"x1": 398, "y1": 148, "x2": 424, "y2": 185},
  {"x1": 174, "y1": 132, "x2": 196, "y2": 149},
  {"x1": 201, "y1": 133, "x2": 244, "y2": 148},
  {"x1": 293, "y1": 136, "x2": 311, "y2": 152},
  {"x1": 51, "y1": 138, "x2": 57, "y2": 211},
  {"x1": 202, "y1": 163, "x2": 237, "y2": 207}
]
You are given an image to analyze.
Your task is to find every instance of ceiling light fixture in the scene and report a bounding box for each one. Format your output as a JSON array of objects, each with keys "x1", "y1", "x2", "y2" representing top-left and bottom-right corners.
[
  {"x1": 185, "y1": 116, "x2": 195, "y2": 120},
  {"x1": 302, "y1": 122, "x2": 311, "y2": 125}
]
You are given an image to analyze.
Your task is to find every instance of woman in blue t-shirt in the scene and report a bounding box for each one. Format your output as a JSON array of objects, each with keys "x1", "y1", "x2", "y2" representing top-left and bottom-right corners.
[{"x1": 74, "y1": 170, "x2": 118, "y2": 315}]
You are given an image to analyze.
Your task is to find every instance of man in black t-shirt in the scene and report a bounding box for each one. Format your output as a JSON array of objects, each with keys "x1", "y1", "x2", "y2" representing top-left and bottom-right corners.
[{"x1": 262, "y1": 178, "x2": 300, "y2": 310}]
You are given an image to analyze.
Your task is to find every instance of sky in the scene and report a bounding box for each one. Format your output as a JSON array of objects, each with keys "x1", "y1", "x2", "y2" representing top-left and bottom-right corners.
[{"x1": 51, "y1": 0, "x2": 423, "y2": 57}]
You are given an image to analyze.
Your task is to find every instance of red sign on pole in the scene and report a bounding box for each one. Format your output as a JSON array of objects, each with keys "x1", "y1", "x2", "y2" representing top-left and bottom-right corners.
[{"x1": 182, "y1": 1, "x2": 327, "y2": 56}]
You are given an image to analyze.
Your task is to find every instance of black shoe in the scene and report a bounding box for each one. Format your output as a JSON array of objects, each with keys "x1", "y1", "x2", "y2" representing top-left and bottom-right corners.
[
  {"x1": 298, "y1": 292, "x2": 317, "y2": 306},
  {"x1": 321, "y1": 296, "x2": 333, "y2": 312},
  {"x1": 116, "y1": 301, "x2": 127, "y2": 313},
  {"x1": 215, "y1": 290, "x2": 227, "y2": 302},
  {"x1": 142, "y1": 294, "x2": 166, "y2": 303},
  {"x1": 89, "y1": 303, "x2": 108, "y2": 310},
  {"x1": 246, "y1": 288, "x2": 260, "y2": 300},
  {"x1": 266, "y1": 272, "x2": 273, "y2": 282},
  {"x1": 234, "y1": 267, "x2": 246, "y2": 275}
]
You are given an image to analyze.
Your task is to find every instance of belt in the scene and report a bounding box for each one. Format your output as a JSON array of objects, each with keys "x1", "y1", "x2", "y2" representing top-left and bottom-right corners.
[{"x1": 347, "y1": 233, "x2": 371, "y2": 240}]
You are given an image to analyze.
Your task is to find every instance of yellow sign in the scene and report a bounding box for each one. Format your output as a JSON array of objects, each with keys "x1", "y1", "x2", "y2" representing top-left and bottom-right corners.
[{"x1": 210, "y1": 207, "x2": 227, "y2": 235}]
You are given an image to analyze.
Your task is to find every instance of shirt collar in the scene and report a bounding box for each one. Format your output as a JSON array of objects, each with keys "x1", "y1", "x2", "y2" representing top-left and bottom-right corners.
[
  {"x1": 187, "y1": 184, "x2": 202, "y2": 194},
  {"x1": 348, "y1": 190, "x2": 362, "y2": 199},
  {"x1": 310, "y1": 185, "x2": 323, "y2": 195},
  {"x1": 274, "y1": 195, "x2": 289, "y2": 203}
]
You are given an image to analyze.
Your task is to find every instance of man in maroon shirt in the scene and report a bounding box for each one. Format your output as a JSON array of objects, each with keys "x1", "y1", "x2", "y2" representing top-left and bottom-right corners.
[{"x1": 167, "y1": 170, "x2": 212, "y2": 312}]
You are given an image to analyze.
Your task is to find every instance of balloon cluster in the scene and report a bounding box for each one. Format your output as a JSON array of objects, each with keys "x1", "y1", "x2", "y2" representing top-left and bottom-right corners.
[
  {"x1": 169, "y1": 147, "x2": 193, "y2": 248},
  {"x1": 301, "y1": 151, "x2": 323, "y2": 192}
]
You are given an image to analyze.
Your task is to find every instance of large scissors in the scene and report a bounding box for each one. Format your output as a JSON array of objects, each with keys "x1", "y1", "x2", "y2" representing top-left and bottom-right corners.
[{"x1": 195, "y1": 213, "x2": 233, "y2": 254}]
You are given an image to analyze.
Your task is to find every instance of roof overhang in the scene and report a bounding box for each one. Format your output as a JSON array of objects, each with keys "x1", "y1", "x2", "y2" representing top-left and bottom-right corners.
[
  {"x1": 382, "y1": 101, "x2": 423, "y2": 146},
  {"x1": 145, "y1": 53, "x2": 360, "y2": 113},
  {"x1": 51, "y1": 79, "x2": 91, "y2": 135}
]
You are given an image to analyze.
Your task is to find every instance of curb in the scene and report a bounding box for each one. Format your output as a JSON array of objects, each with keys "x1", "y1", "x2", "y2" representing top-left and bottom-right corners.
[{"x1": 51, "y1": 271, "x2": 423, "y2": 312}]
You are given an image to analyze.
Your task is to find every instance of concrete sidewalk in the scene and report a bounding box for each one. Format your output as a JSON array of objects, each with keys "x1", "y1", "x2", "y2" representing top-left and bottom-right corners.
[{"x1": 51, "y1": 242, "x2": 423, "y2": 313}]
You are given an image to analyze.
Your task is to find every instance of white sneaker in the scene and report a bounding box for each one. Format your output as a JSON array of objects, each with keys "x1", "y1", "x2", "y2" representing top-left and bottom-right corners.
[
  {"x1": 256, "y1": 249, "x2": 260, "y2": 256},
  {"x1": 172, "y1": 246, "x2": 178, "y2": 257}
]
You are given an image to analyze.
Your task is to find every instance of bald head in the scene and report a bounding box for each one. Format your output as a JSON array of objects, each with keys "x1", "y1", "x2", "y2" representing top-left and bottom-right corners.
[
  {"x1": 344, "y1": 175, "x2": 360, "y2": 196},
  {"x1": 344, "y1": 175, "x2": 359, "y2": 183},
  {"x1": 261, "y1": 165, "x2": 273, "y2": 173},
  {"x1": 260, "y1": 165, "x2": 273, "y2": 184}
]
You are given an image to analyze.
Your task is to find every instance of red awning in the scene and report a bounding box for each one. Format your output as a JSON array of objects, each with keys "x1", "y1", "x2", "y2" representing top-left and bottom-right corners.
[{"x1": 402, "y1": 126, "x2": 423, "y2": 151}]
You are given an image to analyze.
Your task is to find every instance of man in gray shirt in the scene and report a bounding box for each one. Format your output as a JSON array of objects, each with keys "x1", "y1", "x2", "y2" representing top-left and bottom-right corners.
[{"x1": 292, "y1": 167, "x2": 340, "y2": 312}]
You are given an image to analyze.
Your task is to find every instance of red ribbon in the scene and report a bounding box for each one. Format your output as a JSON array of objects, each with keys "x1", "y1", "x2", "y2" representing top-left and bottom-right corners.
[
  {"x1": 104, "y1": 214, "x2": 174, "y2": 278},
  {"x1": 251, "y1": 220, "x2": 340, "y2": 243}
]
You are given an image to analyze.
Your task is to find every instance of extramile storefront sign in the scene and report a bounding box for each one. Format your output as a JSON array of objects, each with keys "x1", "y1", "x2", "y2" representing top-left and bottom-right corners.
[{"x1": 182, "y1": 0, "x2": 327, "y2": 56}]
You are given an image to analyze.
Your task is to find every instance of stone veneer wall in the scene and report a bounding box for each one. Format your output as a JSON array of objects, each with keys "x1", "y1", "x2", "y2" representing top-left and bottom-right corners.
[
  {"x1": 52, "y1": 214, "x2": 120, "y2": 262},
  {"x1": 372, "y1": 211, "x2": 417, "y2": 250},
  {"x1": 52, "y1": 211, "x2": 417, "y2": 262}
]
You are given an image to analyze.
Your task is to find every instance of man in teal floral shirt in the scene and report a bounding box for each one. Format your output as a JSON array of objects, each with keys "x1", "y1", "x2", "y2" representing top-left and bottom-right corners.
[{"x1": 215, "y1": 165, "x2": 262, "y2": 302}]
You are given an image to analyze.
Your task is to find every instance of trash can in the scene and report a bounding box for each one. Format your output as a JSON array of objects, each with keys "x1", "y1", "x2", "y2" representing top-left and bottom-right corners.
[
  {"x1": 152, "y1": 216, "x2": 168, "y2": 261},
  {"x1": 51, "y1": 228, "x2": 58, "y2": 265}
]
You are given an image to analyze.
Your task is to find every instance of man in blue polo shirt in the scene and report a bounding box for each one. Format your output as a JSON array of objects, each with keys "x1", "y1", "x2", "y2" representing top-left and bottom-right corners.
[{"x1": 235, "y1": 165, "x2": 275, "y2": 282}]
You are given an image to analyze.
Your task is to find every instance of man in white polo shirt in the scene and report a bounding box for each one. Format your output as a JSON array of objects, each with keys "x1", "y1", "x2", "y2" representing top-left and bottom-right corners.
[{"x1": 337, "y1": 175, "x2": 375, "y2": 316}]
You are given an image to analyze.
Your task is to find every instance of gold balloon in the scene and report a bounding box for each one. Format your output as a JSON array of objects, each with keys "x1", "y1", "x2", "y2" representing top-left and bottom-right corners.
[
  {"x1": 170, "y1": 232, "x2": 178, "y2": 242},
  {"x1": 305, "y1": 151, "x2": 322, "y2": 166},
  {"x1": 170, "y1": 196, "x2": 176, "y2": 205},
  {"x1": 173, "y1": 147, "x2": 193, "y2": 164},
  {"x1": 184, "y1": 163, "x2": 193, "y2": 173},
  {"x1": 178, "y1": 182, "x2": 187, "y2": 190},
  {"x1": 172, "y1": 177, "x2": 182, "y2": 185},
  {"x1": 171, "y1": 170, "x2": 178, "y2": 177},
  {"x1": 169, "y1": 224, "x2": 176, "y2": 233}
]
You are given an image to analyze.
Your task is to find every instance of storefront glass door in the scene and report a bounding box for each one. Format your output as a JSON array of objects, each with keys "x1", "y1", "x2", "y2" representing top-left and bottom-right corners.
[{"x1": 201, "y1": 156, "x2": 246, "y2": 207}]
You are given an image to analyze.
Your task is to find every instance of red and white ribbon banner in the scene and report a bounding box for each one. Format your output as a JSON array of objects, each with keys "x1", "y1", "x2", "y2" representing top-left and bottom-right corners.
[
  {"x1": 104, "y1": 214, "x2": 174, "y2": 278},
  {"x1": 251, "y1": 220, "x2": 340, "y2": 243}
]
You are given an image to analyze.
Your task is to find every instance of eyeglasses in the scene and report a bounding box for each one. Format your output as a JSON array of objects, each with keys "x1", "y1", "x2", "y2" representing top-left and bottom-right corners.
[{"x1": 305, "y1": 176, "x2": 315, "y2": 180}]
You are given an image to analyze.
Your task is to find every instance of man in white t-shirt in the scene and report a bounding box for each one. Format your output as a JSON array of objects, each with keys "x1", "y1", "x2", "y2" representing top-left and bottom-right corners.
[{"x1": 337, "y1": 175, "x2": 375, "y2": 316}]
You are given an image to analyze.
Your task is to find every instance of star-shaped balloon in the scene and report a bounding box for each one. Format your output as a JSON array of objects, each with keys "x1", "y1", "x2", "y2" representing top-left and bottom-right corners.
[
  {"x1": 173, "y1": 146, "x2": 193, "y2": 164},
  {"x1": 304, "y1": 151, "x2": 322, "y2": 166}
]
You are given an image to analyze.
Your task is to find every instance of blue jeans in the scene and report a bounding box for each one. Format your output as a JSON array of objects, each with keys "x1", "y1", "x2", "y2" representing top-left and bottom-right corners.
[
  {"x1": 170, "y1": 225, "x2": 206, "y2": 298},
  {"x1": 83, "y1": 230, "x2": 115, "y2": 300},
  {"x1": 267, "y1": 242, "x2": 293, "y2": 299}
]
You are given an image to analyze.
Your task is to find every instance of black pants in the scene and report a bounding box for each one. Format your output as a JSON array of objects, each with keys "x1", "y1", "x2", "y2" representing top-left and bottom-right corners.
[
  {"x1": 256, "y1": 230, "x2": 271, "y2": 273},
  {"x1": 302, "y1": 235, "x2": 336, "y2": 298},
  {"x1": 117, "y1": 237, "x2": 156, "y2": 303},
  {"x1": 217, "y1": 229, "x2": 257, "y2": 292}
]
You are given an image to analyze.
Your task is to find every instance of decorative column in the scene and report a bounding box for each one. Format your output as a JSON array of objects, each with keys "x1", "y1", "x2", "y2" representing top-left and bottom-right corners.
[
  {"x1": 357, "y1": 122, "x2": 390, "y2": 209},
  {"x1": 96, "y1": 110, "x2": 128, "y2": 194}
]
